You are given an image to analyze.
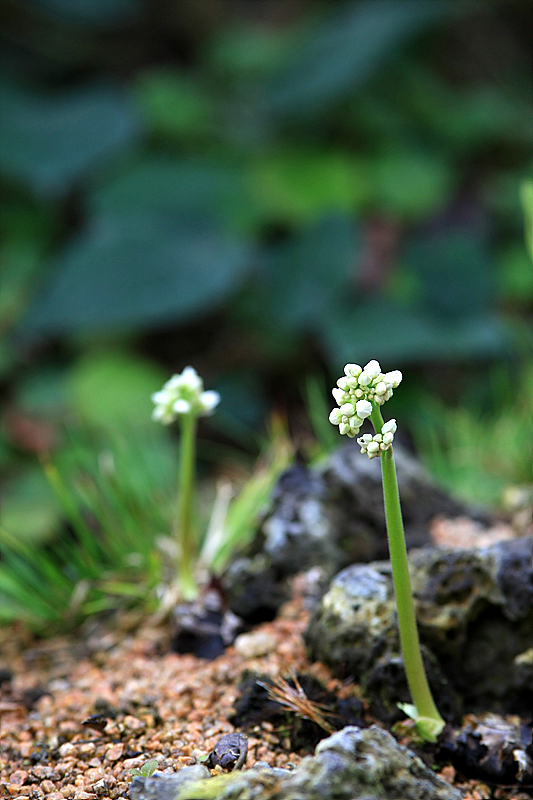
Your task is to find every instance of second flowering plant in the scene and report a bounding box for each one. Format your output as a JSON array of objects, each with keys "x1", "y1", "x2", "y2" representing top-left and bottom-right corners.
[{"x1": 329, "y1": 360, "x2": 445, "y2": 742}]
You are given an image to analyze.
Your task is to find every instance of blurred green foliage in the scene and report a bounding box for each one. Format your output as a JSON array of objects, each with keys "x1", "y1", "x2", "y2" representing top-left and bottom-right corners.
[{"x1": 0, "y1": 0, "x2": 532, "y2": 615}]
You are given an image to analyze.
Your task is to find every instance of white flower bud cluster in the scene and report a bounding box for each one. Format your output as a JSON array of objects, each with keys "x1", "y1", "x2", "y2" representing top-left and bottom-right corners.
[
  {"x1": 357, "y1": 419, "x2": 397, "y2": 459},
  {"x1": 328, "y1": 360, "x2": 402, "y2": 454},
  {"x1": 152, "y1": 366, "x2": 220, "y2": 424}
]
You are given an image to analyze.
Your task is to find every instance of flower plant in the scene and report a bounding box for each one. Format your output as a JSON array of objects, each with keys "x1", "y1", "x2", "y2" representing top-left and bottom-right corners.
[
  {"x1": 152, "y1": 366, "x2": 292, "y2": 605},
  {"x1": 152, "y1": 367, "x2": 221, "y2": 600},
  {"x1": 329, "y1": 360, "x2": 445, "y2": 742}
]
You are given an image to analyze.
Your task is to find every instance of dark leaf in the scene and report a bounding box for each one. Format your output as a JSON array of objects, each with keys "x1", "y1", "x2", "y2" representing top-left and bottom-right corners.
[
  {"x1": 24, "y1": 214, "x2": 251, "y2": 334},
  {"x1": 0, "y1": 82, "x2": 140, "y2": 197},
  {"x1": 265, "y1": 0, "x2": 453, "y2": 116}
]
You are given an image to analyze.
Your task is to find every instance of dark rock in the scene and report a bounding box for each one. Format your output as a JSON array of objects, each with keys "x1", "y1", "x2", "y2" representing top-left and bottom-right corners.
[
  {"x1": 305, "y1": 538, "x2": 533, "y2": 718},
  {"x1": 438, "y1": 714, "x2": 533, "y2": 786},
  {"x1": 172, "y1": 591, "x2": 246, "y2": 659},
  {"x1": 206, "y1": 732, "x2": 248, "y2": 771},
  {"x1": 223, "y1": 442, "x2": 489, "y2": 623},
  {"x1": 231, "y1": 671, "x2": 364, "y2": 751}
]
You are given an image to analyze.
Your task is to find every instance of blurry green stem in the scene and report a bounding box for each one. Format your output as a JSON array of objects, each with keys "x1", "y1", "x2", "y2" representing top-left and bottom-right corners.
[
  {"x1": 176, "y1": 413, "x2": 198, "y2": 600},
  {"x1": 370, "y1": 404, "x2": 444, "y2": 738}
]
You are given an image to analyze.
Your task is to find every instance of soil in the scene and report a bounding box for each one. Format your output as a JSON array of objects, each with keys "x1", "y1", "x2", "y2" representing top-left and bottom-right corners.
[{"x1": 0, "y1": 583, "x2": 530, "y2": 800}]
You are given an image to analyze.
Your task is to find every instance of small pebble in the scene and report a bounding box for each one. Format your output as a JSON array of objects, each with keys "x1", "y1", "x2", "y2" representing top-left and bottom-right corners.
[{"x1": 234, "y1": 631, "x2": 277, "y2": 659}]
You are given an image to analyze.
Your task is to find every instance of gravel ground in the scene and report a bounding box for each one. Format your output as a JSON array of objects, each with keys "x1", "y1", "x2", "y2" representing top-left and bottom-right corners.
[{"x1": 0, "y1": 592, "x2": 528, "y2": 800}]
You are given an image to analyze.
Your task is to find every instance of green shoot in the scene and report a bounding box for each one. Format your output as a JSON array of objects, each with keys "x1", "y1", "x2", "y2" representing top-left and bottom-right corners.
[
  {"x1": 329, "y1": 360, "x2": 445, "y2": 742},
  {"x1": 130, "y1": 759, "x2": 159, "y2": 778}
]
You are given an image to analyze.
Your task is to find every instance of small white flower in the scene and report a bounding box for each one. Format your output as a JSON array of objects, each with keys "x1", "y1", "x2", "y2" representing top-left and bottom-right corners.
[
  {"x1": 180, "y1": 366, "x2": 203, "y2": 391},
  {"x1": 382, "y1": 419, "x2": 397, "y2": 435},
  {"x1": 349, "y1": 415, "x2": 363, "y2": 432},
  {"x1": 173, "y1": 398, "x2": 191, "y2": 414},
  {"x1": 363, "y1": 360, "x2": 381, "y2": 378},
  {"x1": 356, "y1": 418, "x2": 397, "y2": 459},
  {"x1": 355, "y1": 399, "x2": 372, "y2": 419},
  {"x1": 152, "y1": 367, "x2": 220, "y2": 425},
  {"x1": 384, "y1": 370, "x2": 402, "y2": 388},
  {"x1": 329, "y1": 408, "x2": 343, "y2": 425},
  {"x1": 332, "y1": 387, "x2": 345, "y2": 404},
  {"x1": 340, "y1": 403, "x2": 356, "y2": 417},
  {"x1": 199, "y1": 390, "x2": 220, "y2": 415},
  {"x1": 344, "y1": 363, "x2": 362, "y2": 377}
]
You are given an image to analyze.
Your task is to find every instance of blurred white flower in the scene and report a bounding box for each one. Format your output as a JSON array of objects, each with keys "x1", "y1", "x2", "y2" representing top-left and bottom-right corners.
[{"x1": 152, "y1": 367, "x2": 220, "y2": 424}]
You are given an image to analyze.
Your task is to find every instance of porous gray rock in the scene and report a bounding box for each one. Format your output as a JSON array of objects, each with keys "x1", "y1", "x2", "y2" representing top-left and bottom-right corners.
[
  {"x1": 129, "y1": 765, "x2": 210, "y2": 800},
  {"x1": 129, "y1": 726, "x2": 461, "y2": 800},
  {"x1": 224, "y1": 443, "x2": 486, "y2": 622},
  {"x1": 305, "y1": 537, "x2": 533, "y2": 718}
]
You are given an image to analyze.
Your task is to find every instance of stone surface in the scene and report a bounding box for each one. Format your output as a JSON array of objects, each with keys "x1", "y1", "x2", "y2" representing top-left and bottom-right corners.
[
  {"x1": 305, "y1": 537, "x2": 533, "y2": 718},
  {"x1": 130, "y1": 765, "x2": 211, "y2": 800},
  {"x1": 224, "y1": 442, "x2": 486, "y2": 622},
  {"x1": 129, "y1": 726, "x2": 461, "y2": 800}
]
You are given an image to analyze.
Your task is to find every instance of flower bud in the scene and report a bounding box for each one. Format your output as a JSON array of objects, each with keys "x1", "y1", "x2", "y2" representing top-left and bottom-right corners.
[
  {"x1": 363, "y1": 360, "x2": 381, "y2": 378},
  {"x1": 329, "y1": 408, "x2": 343, "y2": 425},
  {"x1": 344, "y1": 363, "x2": 362, "y2": 377},
  {"x1": 355, "y1": 399, "x2": 373, "y2": 419},
  {"x1": 340, "y1": 403, "x2": 356, "y2": 417},
  {"x1": 332, "y1": 388, "x2": 345, "y2": 404}
]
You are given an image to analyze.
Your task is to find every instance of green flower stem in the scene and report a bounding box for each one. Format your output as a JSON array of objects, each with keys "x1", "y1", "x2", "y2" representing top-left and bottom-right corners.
[
  {"x1": 370, "y1": 404, "x2": 444, "y2": 733},
  {"x1": 176, "y1": 412, "x2": 199, "y2": 601}
]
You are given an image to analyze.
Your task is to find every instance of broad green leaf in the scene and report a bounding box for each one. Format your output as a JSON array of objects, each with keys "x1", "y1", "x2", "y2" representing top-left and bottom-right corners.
[
  {"x1": 135, "y1": 70, "x2": 214, "y2": 140},
  {"x1": 261, "y1": 214, "x2": 358, "y2": 329},
  {"x1": 90, "y1": 157, "x2": 252, "y2": 232},
  {"x1": 373, "y1": 151, "x2": 454, "y2": 220},
  {"x1": 404, "y1": 229, "x2": 494, "y2": 318},
  {"x1": 249, "y1": 150, "x2": 371, "y2": 223},
  {"x1": 29, "y1": 0, "x2": 142, "y2": 26},
  {"x1": 323, "y1": 300, "x2": 506, "y2": 366},
  {"x1": 265, "y1": 0, "x2": 453, "y2": 115},
  {"x1": 67, "y1": 349, "x2": 166, "y2": 429},
  {"x1": 24, "y1": 214, "x2": 250, "y2": 334},
  {"x1": 0, "y1": 82, "x2": 140, "y2": 198},
  {"x1": 207, "y1": 23, "x2": 295, "y2": 78}
]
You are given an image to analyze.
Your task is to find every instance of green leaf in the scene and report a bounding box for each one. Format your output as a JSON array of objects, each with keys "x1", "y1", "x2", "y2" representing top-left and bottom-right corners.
[
  {"x1": 323, "y1": 300, "x2": 506, "y2": 365},
  {"x1": 24, "y1": 214, "x2": 250, "y2": 334},
  {"x1": 67, "y1": 349, "x2": 166, "y2": 429},
  {"x1": 29, "y1": 0, "x2": 142, "y2": 26},
  {"x1": 373, "y1": 151, "x2": 454, "y2": 220},
  {"x1": 250, "y1": 150, "x2": 371, "y2": 224},
  {"x1": 208, "y1": 23, "x2": 295, "y2": 78},
  {"x1": 261, "y1": 214, "x2": 359, "y2": 329},
  {"x1": 135, "y1": 70, "x2": 214, "y2": 140},
  {"x1": 404, "y1": 228, "x2": 495, "y2": 318},
  {"x1": 90, "y1": 157, "x2": 251, "y2": 232},
  {"x1": 497, "y1": 244, "x2": 533, "y2": 303},
  {"x1": 265, "y1": 0, "x2": 453, "y2": 115},
  {"x1": 0, "y1": 82, "x2": 140, "y2": 198},
  {"x1": 521, "y1": 179, "x2": 533, "y2": 263},
  {"x1": 1, "y1": 469, "x2": 60, "y2": 545}
]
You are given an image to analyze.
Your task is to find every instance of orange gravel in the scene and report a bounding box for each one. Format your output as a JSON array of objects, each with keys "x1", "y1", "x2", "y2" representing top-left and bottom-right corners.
[
  {"x1": 0, "y1": 597, "x2": 329, "y2": 799},
  {"x1": 0, "y1": 593, "x2": 528, "y2": 800}
]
